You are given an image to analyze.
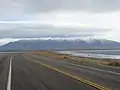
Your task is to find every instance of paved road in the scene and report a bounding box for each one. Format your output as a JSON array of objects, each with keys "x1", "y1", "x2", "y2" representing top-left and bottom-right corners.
[
  {"x1": 0, "y1": 55, "x2": 10, "y2": 90},
  {"x1": 0, "y1": 53, "x2": 97, "y2": 90},
  {"x1": 25, "y1": 53, "x2": 120, "y2": 90}
]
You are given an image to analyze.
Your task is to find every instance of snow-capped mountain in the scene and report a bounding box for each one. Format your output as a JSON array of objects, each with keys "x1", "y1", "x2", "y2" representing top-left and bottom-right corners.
[{"x1": 0, "y1": 38, "x2": 120, "y2": 51}]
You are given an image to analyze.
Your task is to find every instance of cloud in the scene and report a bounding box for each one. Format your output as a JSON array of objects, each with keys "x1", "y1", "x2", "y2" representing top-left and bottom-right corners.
[
  {"x1": 0, "y1": 0, "x2": 120, "y2": 18},
  {"x1": 0, "y1": 0, "x2": 120, "y2": 42},
  {"x1": 31, "y1": 11, "x2": 120, "y2": 29},
  {"x1": 1, "y1": 0, "x2": 120, "y2": 14},
  {"x1": 0, "y1": 23, "x2": 106, "y2": 38}
]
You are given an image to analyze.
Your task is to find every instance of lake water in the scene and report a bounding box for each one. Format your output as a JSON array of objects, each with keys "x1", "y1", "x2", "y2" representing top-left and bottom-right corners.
[{"x1": 56, "y1": 50, "x2": 120, "y2": 59}]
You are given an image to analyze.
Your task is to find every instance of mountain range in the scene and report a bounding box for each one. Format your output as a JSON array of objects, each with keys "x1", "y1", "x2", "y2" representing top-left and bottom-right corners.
[{"x1": 0, "y1": 38, "x2": 120, "y2": 51}]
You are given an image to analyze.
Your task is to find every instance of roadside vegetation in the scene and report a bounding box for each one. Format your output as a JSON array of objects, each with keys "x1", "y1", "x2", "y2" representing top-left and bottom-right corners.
[{"x1": 31, "y1": 51, "x2": 120, "y2": 67}]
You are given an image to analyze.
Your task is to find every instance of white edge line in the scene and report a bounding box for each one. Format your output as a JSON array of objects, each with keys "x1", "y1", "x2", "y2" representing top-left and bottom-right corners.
[
  {"x1": 59, "y1": 61, "x2": 120, "y2": 75},
  {"x1": 7, "y1": 57, "x2": 12, "y2": 90}
]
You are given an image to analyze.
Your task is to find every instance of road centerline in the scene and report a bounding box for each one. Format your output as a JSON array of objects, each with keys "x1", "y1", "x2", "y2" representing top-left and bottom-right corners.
[
  {"x1": 7, "y1": 57, "x2": 12, "y2": 90},
  {"x1": 59, "y1": 61, "x2": 120, "y2": 75},
  {"x1": 23, "y1": 56, "x2": 109, "y2": 90}
]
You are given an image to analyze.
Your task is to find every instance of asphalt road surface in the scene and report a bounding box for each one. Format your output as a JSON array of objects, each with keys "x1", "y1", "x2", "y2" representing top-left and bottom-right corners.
[
  {"x1": 0, "y1": 53, "x2": 96, "y2": 90},
  {"x1": 0, "y1": 53, "x2": 120, "y2": 90}
]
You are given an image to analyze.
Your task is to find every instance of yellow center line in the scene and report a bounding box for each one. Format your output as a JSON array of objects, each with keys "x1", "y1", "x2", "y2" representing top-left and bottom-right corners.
[{"x1": 24, "y1": 56, "x2": 110, "y2": 90}]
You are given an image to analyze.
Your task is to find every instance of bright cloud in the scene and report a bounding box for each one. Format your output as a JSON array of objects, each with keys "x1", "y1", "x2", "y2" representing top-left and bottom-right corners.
[{"x1": 32, "y1": 11, "x2": 120, "y2": 29}]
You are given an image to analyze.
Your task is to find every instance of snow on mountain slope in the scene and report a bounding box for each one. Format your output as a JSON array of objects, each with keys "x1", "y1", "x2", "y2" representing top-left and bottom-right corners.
[{"x1": 0, "y1": 38, "x2": 120, "y2": 50}]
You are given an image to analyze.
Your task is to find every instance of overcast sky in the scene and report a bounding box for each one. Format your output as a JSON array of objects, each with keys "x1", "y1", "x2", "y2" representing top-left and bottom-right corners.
[{"x1": 0, "y1": 0, "x2": 120, "y2": 45}]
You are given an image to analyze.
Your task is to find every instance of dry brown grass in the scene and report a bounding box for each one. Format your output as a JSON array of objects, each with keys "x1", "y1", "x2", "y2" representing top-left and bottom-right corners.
[
  {"x1": 29, "y1": 51, "x2": 120, "y2": 67},
  {"x1": 31, "y1": 51, "x2": 73, "y2": 60}
]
